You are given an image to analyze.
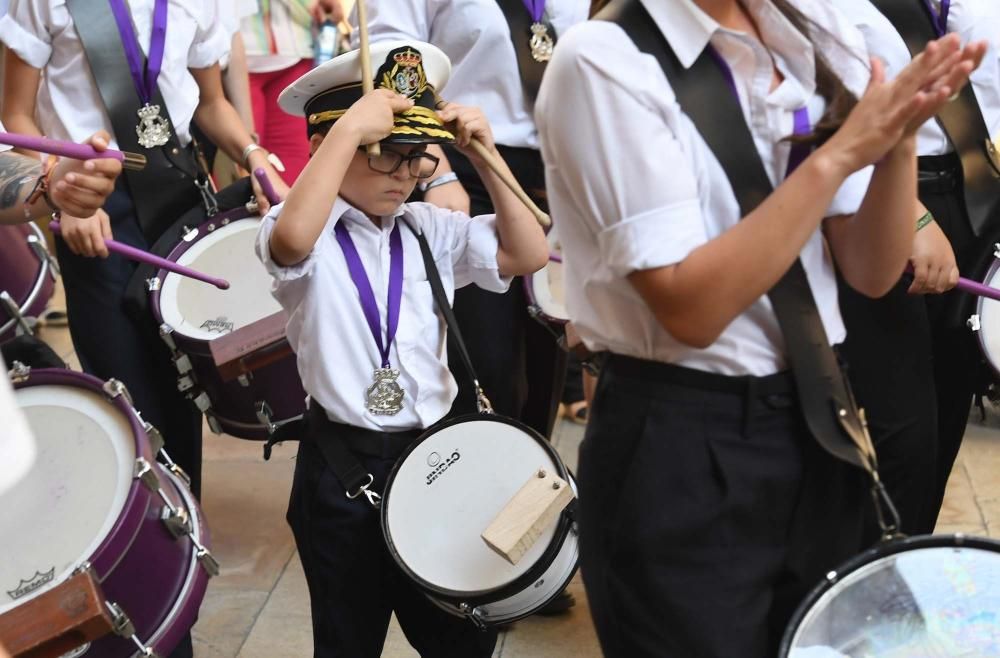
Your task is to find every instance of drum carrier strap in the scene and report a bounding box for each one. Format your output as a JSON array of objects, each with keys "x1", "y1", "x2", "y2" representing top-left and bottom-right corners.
[
  {"x1": 66, "y1": 0, "x2": 216, "y2": 243},
  {"x1": 868, "y1": 0, "x2": 1000, "y2": 237},
  {"x1": 263, "y1": 219, "x2": 495, "y2": 508},
  {"x1": 595, "y1": 0, "x2": 902, "y2": 536}
]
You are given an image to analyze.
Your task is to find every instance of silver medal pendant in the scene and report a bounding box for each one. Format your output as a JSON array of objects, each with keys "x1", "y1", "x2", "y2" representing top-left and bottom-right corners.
[
  {"x1": 529, "y1": 22, "x2": 555, "y2": 62},
  {"x1": 366, "y1": 367, "x2": 405, "y2": 416},
  {"x1": 135, "y1": 103, "x2": 171, "y2": 149}
]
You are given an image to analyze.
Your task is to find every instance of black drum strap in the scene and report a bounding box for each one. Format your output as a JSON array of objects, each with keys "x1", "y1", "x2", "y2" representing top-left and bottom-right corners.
[
  {"x1": 401, "y1": 218, "x2": 494, "y2": 413},
  {"x1": 595, "y1": 0, "x2": 882, "y2": 477}
]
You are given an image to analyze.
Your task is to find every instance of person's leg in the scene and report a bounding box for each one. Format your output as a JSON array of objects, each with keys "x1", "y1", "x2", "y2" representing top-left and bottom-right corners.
[
  {"x1": 578, "y1": 359, "x2": 803, "y2": 658},
  {"x1": 287, "y1": 439, "x2": 394, "y2": 658},
  {"x1": 391, "y1": 561, "x2": 498, "y2": 658},
  {"x1": 260, "y1": 61, "x2": 311, "y2": 185},
  {"x1": 837, "y1": 277, "x2": 938, "y2": 538},
  {"x1": 520, "y1": 313, "x2": 568, "y2": 437}
]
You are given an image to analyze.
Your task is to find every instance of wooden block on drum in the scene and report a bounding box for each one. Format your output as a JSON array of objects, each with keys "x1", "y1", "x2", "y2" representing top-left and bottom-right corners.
[
  {"x1": 0, "y1": 570, "x2": 113, "y2": 658},
  {"x1": 210, "y1": 310, "x2": 293, "y2": 381},
  {"x1": 482, "y1": 468, "x2": 575, "y2": 566}
]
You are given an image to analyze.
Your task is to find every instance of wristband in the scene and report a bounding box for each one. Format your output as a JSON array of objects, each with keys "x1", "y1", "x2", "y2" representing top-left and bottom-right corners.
[
  {"x1": 418, "y1": 171, "x2": 460, "y2": 193},
  {"x1": 24, "y1": 155, "x2": 59, "y2": 220},
  {"x1": 916, "y1": 211, "x2": 933, "y2": 232},
  {"x1": 242, "y1": 143, "x2": 266, "y2": 167}
]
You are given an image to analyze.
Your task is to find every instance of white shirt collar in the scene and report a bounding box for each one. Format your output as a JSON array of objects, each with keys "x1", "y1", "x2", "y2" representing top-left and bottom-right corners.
[
  {"x1": 639, "y1": 0, "x2": 817, "y2": 99},
  {"x1": 333, "y1": 197, "x2": 407, "y2": 233}
]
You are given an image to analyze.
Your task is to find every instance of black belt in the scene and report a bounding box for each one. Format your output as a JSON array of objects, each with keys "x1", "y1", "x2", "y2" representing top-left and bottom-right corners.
[
  {"x1": 917, "y1": 152, "x2": 961, "y2": 195},
  {"x1": 304, "y1": 403, "x2": 422, "y2": 460},
  {"x1": 603, "y1": 353, "x2": 796, "y2": 398}
]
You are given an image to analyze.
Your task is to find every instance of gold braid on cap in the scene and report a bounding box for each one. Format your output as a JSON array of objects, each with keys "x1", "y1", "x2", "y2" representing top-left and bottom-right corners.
[{"x1": 308, "y1": 109, "x2": 348, "y2": 125}]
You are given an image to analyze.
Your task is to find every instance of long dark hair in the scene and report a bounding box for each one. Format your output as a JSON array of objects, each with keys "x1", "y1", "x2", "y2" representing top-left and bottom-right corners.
[{"x1": 770, "y1": 0, "x2": 860, "y2": 145}]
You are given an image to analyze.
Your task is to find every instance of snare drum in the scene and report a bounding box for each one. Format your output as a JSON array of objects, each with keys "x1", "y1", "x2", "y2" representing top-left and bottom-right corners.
[
  {"x1": 0, "y1": 222, "x2": 57, "y2": 343},
  {"x1": 149, "y1": 215, "x2": 306, "y2": 439},
  {"x1": 780, "y1": 534, "x2": 1000, "y2": 657},
  {"x1": 1, "y1": 366, "x2": 218, "y2": 657},
  {"x1": 525, "y1": 233, "x2": 567, "y2": 328},
  {"x1": 381, "y1": 414, "x2": 579, "y2": 626}
]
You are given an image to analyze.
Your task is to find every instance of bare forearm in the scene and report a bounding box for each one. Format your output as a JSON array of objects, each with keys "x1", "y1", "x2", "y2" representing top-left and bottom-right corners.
[
  {"x1": 222, "y1": 35, "x2": 255, "y2": 134},
  {"x1": 630, "y1": 149, "x2": 849, "y2": 347},
  {"x1": 827, "y1": 139, "x2": 918, "y2": 297},
  {"x1": 471, "y1": 155, "x2": 548, "y2": 276},
  {"x1": 193, "y1": 97, "x2": 256, "y2": 164},
  {"x1": 269, "y1": 123, "x2": 356, "y2": 265}
]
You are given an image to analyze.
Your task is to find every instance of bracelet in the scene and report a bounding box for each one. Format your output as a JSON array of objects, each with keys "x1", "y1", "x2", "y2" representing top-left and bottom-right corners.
[
  {"x1": 418, "y1": 171, "x2": 460, "y2": 193},
  {"x1": 24, "y1": 155, "x2": 59, "y2": 220},
  {"x1": 242, "y1": 143, "x2": 266, "y2": 167},
  {"x1": 916, "y1": 211, "x2": 934, "y2": 231}
]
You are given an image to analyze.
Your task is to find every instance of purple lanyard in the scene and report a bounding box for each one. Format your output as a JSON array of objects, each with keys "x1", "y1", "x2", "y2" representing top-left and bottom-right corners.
[
  {"x1": 521, "y1": 0, "x2": 546, "y2": 22},
  {"x1": 922, "y1": 0, "x2": 951, "y2": 37},
  {"x1": 334, "y1": 221, "x2": 404, "y2": 370},
  {"x1": 108, "y1": 0, "x2": 168, "y2": 106},
  {"x1": 708, "y1": 48, "x2": 812, "y2": 176}
]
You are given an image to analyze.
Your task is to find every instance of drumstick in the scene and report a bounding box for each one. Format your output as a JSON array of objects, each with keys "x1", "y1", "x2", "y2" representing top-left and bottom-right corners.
[
  {"x1": 905, "y1": 264, "x2": 1000, "y2": 302},
  {"x1": 49, "y1": 220, "x2": 230, "y2": 290},
  {"x1": 433, "y1": 98, "x2": 551, "y2": 228},
  {"x1": 0, "y1": 131, "x2": 146, "y2": 171},
  {"x1": 355, "y1": 0, "x2": 381, "y2": 158},
  {"x1": 253, "y1": 168, "x2": 281, "y2": 206}
]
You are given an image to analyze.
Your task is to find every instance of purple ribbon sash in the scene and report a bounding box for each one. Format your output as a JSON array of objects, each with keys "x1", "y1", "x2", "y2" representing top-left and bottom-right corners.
[
  {"x1": 922, "y1": 0, "x2": 951, "y2": 37},
  {"x1": 708, "y1": 48, "x2": 812, "y2": 176},
  {"x1": 335, "y1": 221, "x2": 404, "y2": 369},
  {"x1": 521, "y1": 0, "x2": 545, "y2": 22},
  {"x1": 108, "y1": 0, "x2": 168, "y2": 105}
]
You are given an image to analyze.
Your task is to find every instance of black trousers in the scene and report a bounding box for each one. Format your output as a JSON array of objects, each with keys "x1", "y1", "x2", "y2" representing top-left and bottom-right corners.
[
  {"x1": 54, "y1": 185, "x2": 203, "y2": 658},
  {"x1": 444, "y1": 145, "x2": 567, "y2": 438},
  {"x1": 578, "y1": 355, "x2": 866, "y2": 658},
  {"x1": 838, "y1": 153, "x2": 988, "y2": 537},
  {"x1": 287, "y1": 417, "x2": 498, "y2": 658}
]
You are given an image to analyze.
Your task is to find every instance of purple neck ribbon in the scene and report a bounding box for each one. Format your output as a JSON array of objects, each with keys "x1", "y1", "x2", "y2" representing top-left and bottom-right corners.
[
  {"x1": 707, "y1": 47, "x2": 812, "y2": 176},
  {"x1": 334, "y1": 221, "x2": 404, "y2": 370},
  {"x1": 922, "y1": 0, "x2": 951, "y2": 37},
  {"x1": 521, "y1": 0, "x2": 546, "y2": 23},
  {"x1": 108, "y1": 0, "x2": 168, "y2": 106}
]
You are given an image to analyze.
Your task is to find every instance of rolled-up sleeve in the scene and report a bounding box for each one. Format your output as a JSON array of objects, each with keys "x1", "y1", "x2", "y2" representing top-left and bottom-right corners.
[
  {"x1": 255, "y1": 204, "x2": 321, "y2": 283},
  {"x1": 536, "y1": 24, "x2": 708, "y2": 279},
  {"x1": 0, "y1": 1, "x2": 56, "y2": 69},
  {"x1": 188, "y1": 0, "x2": 230, "y2": 68}
]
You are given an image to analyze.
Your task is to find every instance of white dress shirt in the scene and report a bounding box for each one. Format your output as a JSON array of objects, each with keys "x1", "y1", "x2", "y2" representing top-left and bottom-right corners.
[
  {"x1": 831, "y1": 0, "x2": 1000, "y2": 156},
  {"x1": 354, "y1": 0, "x2": 589, "y2": 149},
  {"x1": 0, "y1": 357, "x2": 36, "y2": 497},
  {"x1": 256, "y1": 199, "x2": 510, "y2": 431},
  {"x1": 0, "y1": 0, "x2": 229, "y2": 149},
  {"x1": 536, "y1": 0, "x2": 875, "y2": 376}
]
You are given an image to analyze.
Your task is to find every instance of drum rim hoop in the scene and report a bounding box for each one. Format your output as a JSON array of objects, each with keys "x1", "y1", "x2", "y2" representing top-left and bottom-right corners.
[
  {"x1": 148, "y1": 213, "x2": 258, "y2": 336},
  {"x1": 777, "y1": 532, "x2": 1000, "y2": 656},
  {"x1": 380, "y1": 412, "x2": 577, "y2": 604},
  {"x1": 9, "y1": 368, "x2": 157, "y2": 587}
]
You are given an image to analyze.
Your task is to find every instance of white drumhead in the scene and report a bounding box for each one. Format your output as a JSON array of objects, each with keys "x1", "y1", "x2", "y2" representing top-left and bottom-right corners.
[
  {"x1": 0, "y1": 359, "x2": 36, "y2": 496},
  {"x1": 529, "y1": 235, "x2": 566, "y2": 323},
  {"x1": 384, "y1": 420, "x2": 564, "y2": 594},
  {"x1": 788, "y1": 543, "x2": 1000, "y2": 656},
  {"x1": 978, "y1": 265, "x2": 1000, "y2": 370},
  {"x1": 0, "y1": 384, "x2": 136, "y2": 612},
  {"x1": 159, "y1": 220, "x2": 282, "y2": 341}
]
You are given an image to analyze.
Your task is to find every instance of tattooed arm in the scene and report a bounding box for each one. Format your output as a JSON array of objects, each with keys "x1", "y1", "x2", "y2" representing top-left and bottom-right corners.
[{"x1": 0, "y1": 153, "x2": 46, "y2": 225}]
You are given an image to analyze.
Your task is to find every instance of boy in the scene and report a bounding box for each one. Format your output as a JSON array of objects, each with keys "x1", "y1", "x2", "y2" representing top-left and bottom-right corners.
[{"x1": 256, "y1": 41, "x2": 548, "y2": 657}]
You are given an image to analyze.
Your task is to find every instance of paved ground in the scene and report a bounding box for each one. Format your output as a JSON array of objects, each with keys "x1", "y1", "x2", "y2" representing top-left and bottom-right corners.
[{"x1": 29, "y1": 280, "x2": 1000, "y2": 657}]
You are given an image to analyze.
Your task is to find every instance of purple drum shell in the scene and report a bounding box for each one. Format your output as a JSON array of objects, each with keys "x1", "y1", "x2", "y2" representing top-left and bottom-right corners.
[
  {"x1": 0, "y1": 222, "x2": 55, "y2": 343},
  {"x1": 12, "y1": 369, "x2": 210, "y2": 657},
  {"x1": 187, "y1": 347, "x2": 306, "y2": 440},
  {"x1": 148, "y1": 214, "x2": 306, "y2": 440}
]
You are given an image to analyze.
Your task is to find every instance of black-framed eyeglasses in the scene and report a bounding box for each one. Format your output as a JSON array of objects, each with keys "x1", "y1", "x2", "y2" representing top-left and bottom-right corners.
[{"x1": 361, "y1": 147, "x2": 440, "y2": 179}]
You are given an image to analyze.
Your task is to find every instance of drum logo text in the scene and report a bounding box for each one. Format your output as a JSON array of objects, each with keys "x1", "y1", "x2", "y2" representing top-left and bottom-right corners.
[
  {"x1": 6, "y1": 567, "x2": 55, "y2": 600},
  {"x1": 425, "y1": 450, "x2": 461, "y2": 486},
  {"x1": 200, "y1": 316, "x2": 235, "y2": 334}
]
